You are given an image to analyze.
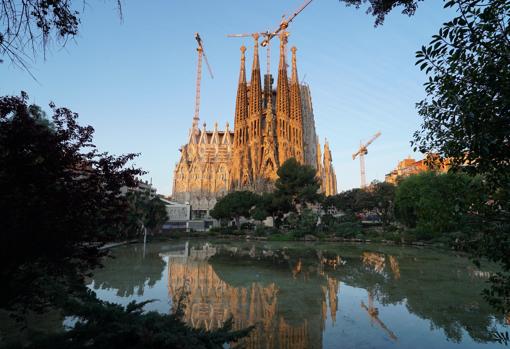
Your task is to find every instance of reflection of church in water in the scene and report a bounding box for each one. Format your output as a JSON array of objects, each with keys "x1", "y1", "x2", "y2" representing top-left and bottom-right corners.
[{"x1": 161, "y1": 243, "x2": 341, "y2": 349}]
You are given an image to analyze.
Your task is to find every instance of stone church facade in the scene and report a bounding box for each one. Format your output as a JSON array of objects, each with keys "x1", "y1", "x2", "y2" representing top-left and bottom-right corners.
[{"x1": 172, "y1": 34, "x2": 337, "y2": 215}]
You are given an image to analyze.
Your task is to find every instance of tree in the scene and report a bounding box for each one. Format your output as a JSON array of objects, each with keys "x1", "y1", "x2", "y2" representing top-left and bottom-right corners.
[
  {"x1": 395, "y1": 172, "x2": 484, "y2": 238},
  {"x1": 325, "y1": 189, "x2": 360, "y2": 213},
  {"x1": 414, "y1": 0, "x2": 509, "y2": 186},
  {"x1": 340, "y1": 0, "x2": 423, "y2": 25},
  {"x1": 210, "y1": 191, "x2": 260, "y2": 229},
  {"x1": 0, "y1": 1, "x2": 122, "y2": 72},
  {"x1": 251, "y1": 192, "x2": 293, "y2": 228},
  {"x1": 275, "y1": 158, "x2": 321, "y2": 211},
  {"x1": 0, "y1": 92, "x2": 142, "y2": 312},
  {"x1": 412, "y1": 0, "x2": 510, "y2": 312},
  {"x1": 285, "y1": 208, "x2": 319, "y2": 237},
  {"x1": 325, "y1": 182, "x2": 396, "y2": 225},
  {"x1": 0, "y1": 93, "x2": 250, "y2": 347},
  {"x1": 368, "y1": 182, "x2": 396, "y2": 225},
  {"x1": 124, "y1": 191, "x2": 168, "y2": 237}
]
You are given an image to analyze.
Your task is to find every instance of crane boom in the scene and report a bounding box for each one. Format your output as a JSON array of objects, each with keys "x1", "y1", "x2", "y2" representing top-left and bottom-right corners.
[
  {"x1": 202, "y1": 52, "x2": 214, "y2": 79},
  {"x1": 352, "y1": 131, "x2": 381, "y2": 188},
  {"x1": 365, "y1": 131, "x2": 381, "y2": 148},
  {"x1": 274, "y1": 0, "x2": 313, "y2": 34},
  {"x1": 352, "y1": 131, "x2": 381, "y2": 160},
  {"x1": 226, "y1": 0, "x2": 314, "y2": 76}
]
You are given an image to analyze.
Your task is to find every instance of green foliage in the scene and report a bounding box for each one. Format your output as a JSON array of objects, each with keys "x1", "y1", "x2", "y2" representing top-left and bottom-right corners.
[
  {"x1": 0, "y1": 94, "x2": 249, "y2": 347},
  {"x1": 251, "y1": 192, "x2": 293, "y2": 228},
  {"x1": 414, "y1": 0, "x2": 510, "y2": 186},
  {"x1": 275, "y1": 158, "x2": 321, "y2": 210},
  {"x1": 0, "y1": 93, "x2": 142, "y2": 312},
  {"x1": 334, "y1": 221, "x2": 363, "y2": 238},
  {"x1": 326, "y1": 182, "x2": 396, "y2": 225},
  {"x1": 267, "y1": 233, "x2": 295, "y2": 241},
  {"x1": 212, "y1": 159, "x2": 321, "y2": 231},
  {"x1": 412, "y1": 0, "x2": 510, "y2": 312},
  {"x1": 13, "y1": 292, "x2": 252, "y2": 349},
  {"x1": 370, "y1": 182, "x2": 396, "y2": 225},
  {"x1": 320, "y1": 213, "x2": 363, "y2": 237},
  {"x1": 395, "y1": 172, "x2": 484, "y2": 238},
  {"x1": 124, "y1": 192, "x2": 168, "y2": 237},
  {"x1": 286, "y1": 209, "x2": 319, "y2": 237},
  {"x1": 210, "y1": 191, "x2": 260, "y2": 228},
  {"x1": 0, "y1": 0, "x2": 122, "y2": 69},
  {"x1": 254, "y1": 225, "x2": 279, "y2": 236},
  {"x1": 340, "y1": 0, "x2": 422, "y2": 25}
]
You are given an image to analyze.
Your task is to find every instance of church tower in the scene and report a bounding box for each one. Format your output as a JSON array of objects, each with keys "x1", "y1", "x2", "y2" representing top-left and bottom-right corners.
[
  {"x1": 276, "y1": 32, "x2": 291, "y2": 165},
  {"x1": 260, "y1": 67, "x2": 279, "y2": 182},
  {"x1": 323, "y1": 139, "x2": 338, "y2": 196},
  {"x1": 248, "y1": 34, "x2": 263, "y2": 181},
  {"x1": 289, "y1": 46, "x2": 304, "y2": 164},
  {"x1": 231, "y1": 46, "x2": 251, "y2": 188}
]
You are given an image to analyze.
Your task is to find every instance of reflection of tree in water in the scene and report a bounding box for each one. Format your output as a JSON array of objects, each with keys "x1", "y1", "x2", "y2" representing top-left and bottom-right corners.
[
  {"x1": 181, "y1": 242, "x2": 504, "y2": 346},
  {"x1": 335, "y1": 247, "x2": 503, "y2": 343},
  {"x1": 91, "y1": 245, "x2": 165, "y2": 297}
]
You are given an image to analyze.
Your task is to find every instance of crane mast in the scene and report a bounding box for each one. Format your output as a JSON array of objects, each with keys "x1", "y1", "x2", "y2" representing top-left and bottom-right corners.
[
  {"x1": 360, "y1": 145, "x2": 367, "y2": 188},
  {"x1": 192, "y1": 33, "x2": 213, "y2": 134},
  {"x1": 352, "y1": 131, "x2": 381, "y2": 188}
]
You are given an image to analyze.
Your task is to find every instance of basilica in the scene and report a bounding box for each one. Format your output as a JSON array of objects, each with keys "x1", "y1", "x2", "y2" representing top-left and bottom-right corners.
[{"x1": 172, "y1": 33, "x2": 337, "y2": 215}]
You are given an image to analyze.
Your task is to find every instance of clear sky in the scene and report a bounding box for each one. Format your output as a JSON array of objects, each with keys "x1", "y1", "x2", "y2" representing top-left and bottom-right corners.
[{"x1": 1, "y1": 0, "x2": 454, "y2": 196}]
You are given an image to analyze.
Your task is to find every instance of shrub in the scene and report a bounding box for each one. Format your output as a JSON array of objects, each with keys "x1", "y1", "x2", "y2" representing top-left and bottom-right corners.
[{"x1": 334, "y1": 221, "x2": 362, "y2": 238}]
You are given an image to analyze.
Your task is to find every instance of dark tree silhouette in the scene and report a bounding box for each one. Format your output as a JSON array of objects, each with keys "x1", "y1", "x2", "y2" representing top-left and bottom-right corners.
[
  {"x1": 0, "y1": 0, "x2": 122, "y2": 73},
  {"x1": 0, "y1": 92, "x2": 142, "y2": 312},
  {"x1": 0, "y1": 93, "x2": 251, "y2": 348},
  {"x1": 340, "y1": 0, "x2": 423, "y2": 25}
]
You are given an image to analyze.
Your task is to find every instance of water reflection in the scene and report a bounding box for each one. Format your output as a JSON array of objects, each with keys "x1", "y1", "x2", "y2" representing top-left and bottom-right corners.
[
  {"x1": 162, "y1": 243, "x2": 322, "y2": 348},
  {"x1": 90, "y1": 241, "x2": 508, "y2": 349},
  {"x1": 92, "y1": 244, "x2": 165, "y2": 298}
]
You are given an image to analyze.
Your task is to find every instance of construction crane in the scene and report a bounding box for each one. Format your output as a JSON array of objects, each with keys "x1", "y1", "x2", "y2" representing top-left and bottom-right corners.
[
  {"x1": 226, "y1": 0, "x2": 313, "y2": 76},
  {"x1": 227, "y1": 31, "x2": 273, "y2": 76},
  {"x1": 352, "y1": 131, "x2": 381, "y2": 188},
  {"x1": 361, "y1": 290, "x2": 398, "y2": 341},
  {"x1": 192, "y1": 33, "x2": 214, "y2": 134}
]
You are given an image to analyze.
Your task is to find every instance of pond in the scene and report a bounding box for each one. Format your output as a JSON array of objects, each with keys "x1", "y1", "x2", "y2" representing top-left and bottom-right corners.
[{"x1": 89, "y1": 240, "x2": 508, "y2": 349}]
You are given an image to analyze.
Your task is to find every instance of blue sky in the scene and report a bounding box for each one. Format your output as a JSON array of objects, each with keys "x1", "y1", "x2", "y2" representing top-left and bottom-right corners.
[{"x1": 1, "y1": 0, "x2": 454, "y2": 196}]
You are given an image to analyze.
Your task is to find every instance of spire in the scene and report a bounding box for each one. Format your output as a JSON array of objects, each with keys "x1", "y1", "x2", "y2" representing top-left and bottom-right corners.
[
  {"x1": 235, "y1": 46, "x2": 248, "y2": 122},
  {"x1": 265, "y1": 78, "x2": 274, "y2": 136},
  {"x1": 289, "y1": 46, "x2": 304, "y2": 163},
  {"x1": 234, "y1": 45, "x2": 248, "y2": 146},
  {"x1": 316, "y1": 139, "x2": 323, "y2": 175},
  {"x1": 199, "y1": 122, "x2": 208, "y2": 144},
  {"x1": 290, "y1": 46, "x2": 302, "y2": 121},
  {"x1": 324, "y1": 138, "x2": 332, "y2": 162},
  {"x1": 276, "y1": 31, "x2": 290, "y2": 164},
  {"x1": 323, "y1": 138, "x2": 337, "y2": 195},
  {"x1": 276, "y1": 32, "x2": 290, "y2": 116},
  {"x1": 249, "y1": 34, "x2": 262, "y2": 117},
  {"x1": 260, "y1": 78, "x2": 279, "y2": 178},
  {"x1": 222, "y1": 122, "x2": 232, "y2": 145},
  {"x1": 211, "y1": 122, "x2": 219, "y2": 144}
]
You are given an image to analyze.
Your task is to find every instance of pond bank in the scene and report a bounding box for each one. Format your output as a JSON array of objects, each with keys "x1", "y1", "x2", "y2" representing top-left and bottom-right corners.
[
  {"x1": 145, "y1": 232, "x2": 449, "y2": 250},
  {"x1": 98, "y1": 239, "x2": 138, "y2": 250}
]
